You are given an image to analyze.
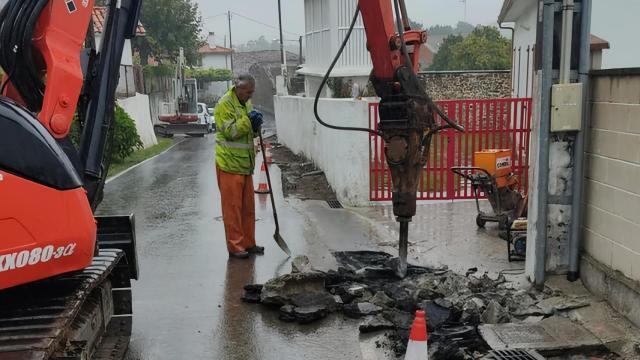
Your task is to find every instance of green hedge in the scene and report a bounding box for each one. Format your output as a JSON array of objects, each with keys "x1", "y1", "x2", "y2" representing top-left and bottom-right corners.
[
  {"x1": 143, "y1": 64, "x2": 176, "y2": 78},
  {"x1": 185, "y1": 68, "x2": 233, "y2": 82},
  {"x1": 69, "y1": 104, "x2": 143, "y2": 162},
  {"x1": 111, "y1": 105, "x2": 144, "y2": 161}
]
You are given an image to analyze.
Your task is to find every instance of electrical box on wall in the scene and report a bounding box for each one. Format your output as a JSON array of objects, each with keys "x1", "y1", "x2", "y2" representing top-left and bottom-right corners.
[{"x1": 551, "y1": 83, "x2": 583, "y2": 132}]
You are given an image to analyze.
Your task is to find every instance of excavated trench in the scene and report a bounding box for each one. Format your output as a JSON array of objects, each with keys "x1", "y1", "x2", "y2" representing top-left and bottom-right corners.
[{"x1": 242, "y1": 251, "x2": 579, "y2": 359}]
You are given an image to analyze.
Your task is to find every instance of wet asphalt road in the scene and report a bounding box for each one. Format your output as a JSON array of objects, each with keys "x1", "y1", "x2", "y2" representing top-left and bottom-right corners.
[{"x1": 98, "y1": 132, "x2": 385, "y2": 360}]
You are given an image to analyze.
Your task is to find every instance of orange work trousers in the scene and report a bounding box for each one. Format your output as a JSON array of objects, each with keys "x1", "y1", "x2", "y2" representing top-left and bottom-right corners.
[{"x1": 216, "y1": 167, "x2": 256, "y2": 253}]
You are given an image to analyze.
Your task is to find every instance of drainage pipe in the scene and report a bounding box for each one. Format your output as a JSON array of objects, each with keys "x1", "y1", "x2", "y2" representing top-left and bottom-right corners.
[
  {"x1": 568, "y1": 0, "x2": 593, "y2": 281},
  {"x1": 499, "y1": 23, "x2": 515, "y2": 96},
  {"x1": 559, "y1": 0, "x2": 575, "y2": 84},
  {"x1": 534, "y1": 0, "x2": 556, "y2": 289}
]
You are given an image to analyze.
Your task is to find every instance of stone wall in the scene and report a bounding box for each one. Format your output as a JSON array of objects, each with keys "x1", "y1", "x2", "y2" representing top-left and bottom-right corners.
[
  {"x1": 419, "y1": 70, "x2": 512, "y2": 100},
  {"x1": 143, "y1": 75, "x2": 175, "y2": 124}
]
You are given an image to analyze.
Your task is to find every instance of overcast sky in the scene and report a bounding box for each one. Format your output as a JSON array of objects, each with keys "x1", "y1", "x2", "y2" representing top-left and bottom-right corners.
[
  {"x1": 197, "y1": 0, "x2": 638, "y2": 69},
  {"x1": 197, "y1": 0, "x2": 503, "y2": 45}
]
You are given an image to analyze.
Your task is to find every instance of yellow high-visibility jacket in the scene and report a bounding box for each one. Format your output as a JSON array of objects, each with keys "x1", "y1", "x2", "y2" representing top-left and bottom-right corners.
[{"x1": 214, "y1": 87, "x2": 255, "y2": 175}]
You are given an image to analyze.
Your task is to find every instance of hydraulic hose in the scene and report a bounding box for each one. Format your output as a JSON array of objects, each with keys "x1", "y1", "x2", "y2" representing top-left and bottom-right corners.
[
  {"x1": 313, "y1": 5, "x2": 380, "y2": 136},
  {"x1": 392, "y1": 0, "x2": 463, "y2": 133},
  {"x1": 0, "y1": 0, "x2": 48, "y2": 111}
]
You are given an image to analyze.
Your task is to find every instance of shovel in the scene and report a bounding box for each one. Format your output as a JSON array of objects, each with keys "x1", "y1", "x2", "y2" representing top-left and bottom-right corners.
[{"x1": 257, "y1": 130, "x2": 291, "y2": 256}]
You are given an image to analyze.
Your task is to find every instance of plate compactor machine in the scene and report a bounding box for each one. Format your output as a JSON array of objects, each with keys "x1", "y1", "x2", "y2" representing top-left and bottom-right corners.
[
  {"x1": 451, "y1": 149, "x2": 529, "y2": 260},
  {"x1": 451, "y1": 149, "x2": 528, "y2": 230},
  {"x1": 0, "y1": 0, "x2": 141, "y2": 358}
]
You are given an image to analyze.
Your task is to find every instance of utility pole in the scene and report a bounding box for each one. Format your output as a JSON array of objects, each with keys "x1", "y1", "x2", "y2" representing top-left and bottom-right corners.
[
  {"x1": 461, "y1": 0, "x2": 467, "y2": 22},
  {"x1": 228, "y1": 11, "x2": 234, "y2": 74},
  {"x1": 298, "y1": 35, "x2": 303, "y2": 66},
  {"x1": 277, "y1": 0, "x2": 287, "y2": 87}
]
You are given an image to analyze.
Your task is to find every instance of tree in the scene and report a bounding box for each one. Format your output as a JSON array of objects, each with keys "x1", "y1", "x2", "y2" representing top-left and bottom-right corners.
[
  {"x1": 428, "y1": 24, "x2": 455, "y2": 36},
  {"x1": 454, "y1": 21, "x2": 475, "y2": 36},
  {"x1": 429, "y1": 26, "x2": 510, "y2": 71},
  {"x1": 429, "y1": 34, "x2": 464, "y2": 71},
  {"x1": 409, "y1": 19, "x2": 423, "y2": 30},
  {"x1": 427, "y1": 22, "x2": 473, "y2": 37},
  {"x1": 133, "y1": 0, "x2": 202, "y2": 65}
]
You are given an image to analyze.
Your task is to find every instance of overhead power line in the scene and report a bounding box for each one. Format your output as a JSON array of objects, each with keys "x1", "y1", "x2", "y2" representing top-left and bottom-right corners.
[
  {"x1": 228, "y1": 11, "x2": 301, "y2": 37},
  {"x1": 202, "y1": 12, "x2": 227, "y2": 21}
]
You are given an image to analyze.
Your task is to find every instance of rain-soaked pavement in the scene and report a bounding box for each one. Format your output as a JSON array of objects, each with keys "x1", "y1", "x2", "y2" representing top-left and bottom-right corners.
[{"x1": 98, "y1": 133, "x2": 391, "y2": 360}]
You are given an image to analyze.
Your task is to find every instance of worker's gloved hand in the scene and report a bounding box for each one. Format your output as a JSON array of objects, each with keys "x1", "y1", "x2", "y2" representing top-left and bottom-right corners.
[{"x1": 248, "y1": 110, "x2": 263, "y2": 132}]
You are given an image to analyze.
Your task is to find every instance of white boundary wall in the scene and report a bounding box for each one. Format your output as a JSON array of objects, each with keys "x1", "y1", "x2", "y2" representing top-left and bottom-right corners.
[
  {"x1": 275, "y1": 95, "x2": 370, "y2": 206},
  {"x1": 117, "y1": 93, "x2": 158, "y2": 149}
]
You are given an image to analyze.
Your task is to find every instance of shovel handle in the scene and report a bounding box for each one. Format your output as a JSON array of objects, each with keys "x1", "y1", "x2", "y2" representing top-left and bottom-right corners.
[{"x1": 257, "y1": 130, "x2": 280, "y2": 233}]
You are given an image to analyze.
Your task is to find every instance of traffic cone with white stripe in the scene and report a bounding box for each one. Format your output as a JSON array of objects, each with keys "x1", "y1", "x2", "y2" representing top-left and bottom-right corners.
[
  {"x1": 265, "y1": 142, "x2": 273, "y2": 164},
  {"x1": 404, "y1": 310, "x2": 428, "y2": 360},
  {"x1": 254, "y1": 158, "x2": 270, "y2": 194}
]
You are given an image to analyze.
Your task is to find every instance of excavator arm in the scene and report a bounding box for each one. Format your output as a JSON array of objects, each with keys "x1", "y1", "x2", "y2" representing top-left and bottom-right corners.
[{"x1": 357, "y1": 0, "x2": 464, "y2": 276}]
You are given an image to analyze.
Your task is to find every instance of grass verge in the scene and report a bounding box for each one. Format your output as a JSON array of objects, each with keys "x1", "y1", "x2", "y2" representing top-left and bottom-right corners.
[{"x1": 107, "y1": 138, "x2": 174, "y2": 179}]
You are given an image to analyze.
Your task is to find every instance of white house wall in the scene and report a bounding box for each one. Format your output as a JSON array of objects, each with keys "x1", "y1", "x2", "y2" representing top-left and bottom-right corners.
[
  {"x1": 95, "y1": 35, "x2": 133, "y2": 66},
  {"x1": 117, "y1": 93, "x2": 158, "y2": 149},
  {"x1": 274, "y1": 95, "x2": 370, "y2": 206},
  {"x1": 510, "y1": 2, "x2": 538, "y2": 98},
  {"x1": 302, "y1": 0, "x2": 372, "y2": 79},
  {"x1": 336, "y1": 0, "x2": 371, "y2": 70},
  {"x1": 202, "y1": 54, "x2": 230, "y2": 69},
  {"x1": 304, "y1": 0, "x2": 331, "y2": 68}
]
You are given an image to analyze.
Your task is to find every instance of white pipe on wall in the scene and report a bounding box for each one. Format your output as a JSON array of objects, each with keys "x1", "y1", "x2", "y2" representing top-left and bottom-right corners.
[{"x1": 559, "y1": 0, "x2": 575, "y2": 84}]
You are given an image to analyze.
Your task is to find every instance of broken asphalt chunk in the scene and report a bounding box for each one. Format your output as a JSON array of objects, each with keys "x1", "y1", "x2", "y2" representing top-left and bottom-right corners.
[
  {"x1": 260, "y1": 271, "x2": 326, "y2": 306},
  {"x1": 481, "y1": 300, "x2": 510, "y2": 324},
  {"x1": 535, "y1": 295, "x2": 591, "y2": 315},
  {"x1": 343, "y1": 302, "x2": 382, "y2": 318},
  {"x1": 359, "y1": 315, "x2": 395, "y2": 333},
  {"x1": 421, "y1": 300, "x2": 452, "y2": 331},
  {"x1": 291, "y1": 255, "x2": 313, "y2": 273}
]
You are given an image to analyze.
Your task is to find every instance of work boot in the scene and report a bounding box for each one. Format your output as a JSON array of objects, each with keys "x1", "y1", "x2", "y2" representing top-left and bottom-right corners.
[
  {"x1": 247, "y1": 246, "x2": 265, "y2": 255},
  {"x1": 229, "y1": 251, "x2": 250, "y2": 259}
]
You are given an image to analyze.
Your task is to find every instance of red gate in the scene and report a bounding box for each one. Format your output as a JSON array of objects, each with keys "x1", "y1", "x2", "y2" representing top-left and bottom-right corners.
[{"x1": 369, "y1": 98, "x2": 532, "y2": 201}]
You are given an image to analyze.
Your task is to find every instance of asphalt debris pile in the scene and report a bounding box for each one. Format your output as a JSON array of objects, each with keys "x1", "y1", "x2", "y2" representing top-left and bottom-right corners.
[
  {"x1": 266, "y1": 137, "x2": 336, "y2": 201},
  {"x1": 242, "y1": 251, "x2": 592, "y2": 359}
]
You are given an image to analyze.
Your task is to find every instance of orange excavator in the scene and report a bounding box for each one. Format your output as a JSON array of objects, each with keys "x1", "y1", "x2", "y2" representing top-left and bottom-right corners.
[
  {"x1": 0, "y1": 0, "x2": 140, "y2": 358},
  {"x1": 313, "y1": 0, "x2": 463, "y2": 276}
]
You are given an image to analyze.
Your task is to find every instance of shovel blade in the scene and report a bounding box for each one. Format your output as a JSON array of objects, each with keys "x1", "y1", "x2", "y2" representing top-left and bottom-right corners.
[{"x1": 274, "y1": 233, "x2": 291, "y2": 256}]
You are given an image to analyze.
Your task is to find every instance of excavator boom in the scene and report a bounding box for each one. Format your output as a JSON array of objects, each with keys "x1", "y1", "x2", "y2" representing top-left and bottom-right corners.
[{"x1": 356, "y1": 0, "x2": 463, "y2": 276}]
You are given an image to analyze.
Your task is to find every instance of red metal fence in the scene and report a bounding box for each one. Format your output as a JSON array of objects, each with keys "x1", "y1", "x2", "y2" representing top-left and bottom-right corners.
[{"x1": 369, "y1": 98, "x2": 532, "y2": 201}]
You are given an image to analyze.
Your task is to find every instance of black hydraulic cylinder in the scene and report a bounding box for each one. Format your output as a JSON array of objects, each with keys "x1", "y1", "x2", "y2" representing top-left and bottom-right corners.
[{"x1": 78, "y1": 0, "x2": 142, "y2": 209}]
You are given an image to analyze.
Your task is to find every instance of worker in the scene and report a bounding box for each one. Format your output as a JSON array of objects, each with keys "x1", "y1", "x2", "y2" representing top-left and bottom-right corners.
[{"x1": 214, "y1": 74, "x2": 265, "y2": 259}]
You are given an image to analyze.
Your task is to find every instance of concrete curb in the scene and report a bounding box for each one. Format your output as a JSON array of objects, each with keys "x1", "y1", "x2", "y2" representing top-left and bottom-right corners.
[{"x1": 106, "y1": 138, "x2": 185, "y2": 184}]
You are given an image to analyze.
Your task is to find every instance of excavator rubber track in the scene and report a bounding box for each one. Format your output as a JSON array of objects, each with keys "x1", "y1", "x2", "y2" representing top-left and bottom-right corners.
[{"x1": 0, "y1": 249, "x2": 134, "y2": 360}]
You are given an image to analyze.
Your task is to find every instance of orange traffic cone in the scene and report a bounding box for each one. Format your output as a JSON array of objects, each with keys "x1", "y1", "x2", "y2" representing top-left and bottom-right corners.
[
  {"x1": 404, "y1": 310, "x2": 428, "y2": 360},
  {"x1": 254, "y1": 159, "x2": 270, "y2": 194},
  {"x1": 257, "y1": 191, "x2": 268, "y2": 210},
  {"x1": 264, "y1": 142, "x2": 273, "y2": 164}
]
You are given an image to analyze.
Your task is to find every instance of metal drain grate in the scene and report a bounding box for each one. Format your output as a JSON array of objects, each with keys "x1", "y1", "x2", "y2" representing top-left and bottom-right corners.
[
  {"x1": 483, "y1": 349, "x2": 545, "y2": 360},
  {"x1": 326, "y1": 200, "x2": 343, "y2": 209}
]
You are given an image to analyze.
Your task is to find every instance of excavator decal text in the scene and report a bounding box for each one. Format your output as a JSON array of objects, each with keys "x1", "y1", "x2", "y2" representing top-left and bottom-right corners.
[{"x1": 0, "y1": 243, "x2": 77, "y2": 272}]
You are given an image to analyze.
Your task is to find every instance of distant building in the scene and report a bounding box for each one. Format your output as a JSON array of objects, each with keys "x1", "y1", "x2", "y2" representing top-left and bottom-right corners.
[
  {"x1": 233, "y1": 50, "x2": 300, "y2": 76},
  {"x1": 299, "y1": 0, "x2": 371, "y2": 97},
  {"x1": 234, "y1": 50, "x2": 302, "y2": 113},
  {"x1": 198, "y1": 32, "x2": 232, "y2": 70},
  {"x1": 92, "y1": 7, "x2": 146, "y2": 98},
  {"x1": 418, "y1": 43, "x2": 437, "y2": 70}
]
